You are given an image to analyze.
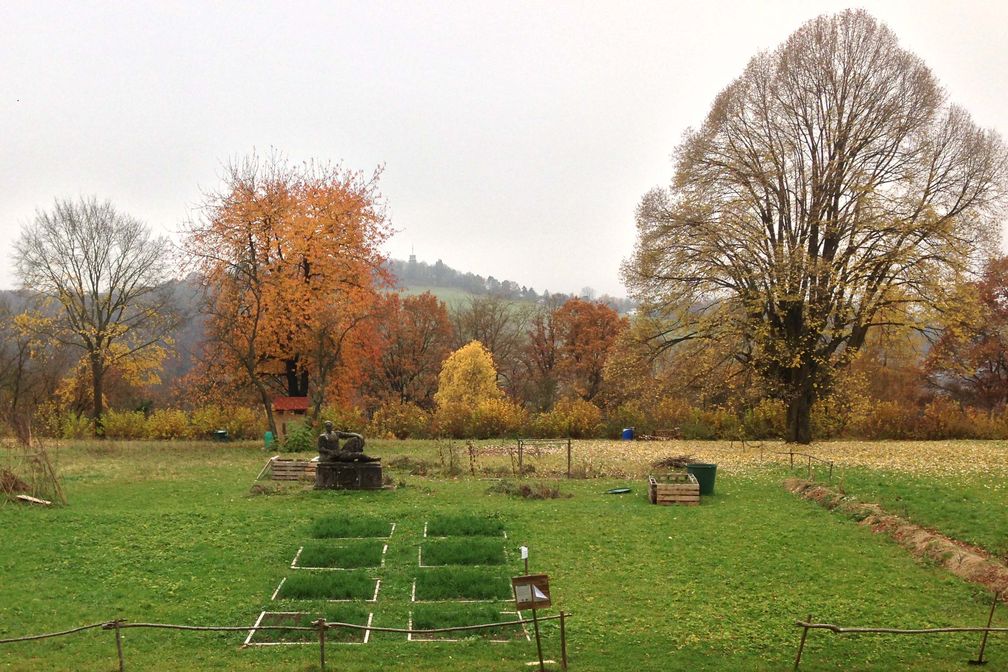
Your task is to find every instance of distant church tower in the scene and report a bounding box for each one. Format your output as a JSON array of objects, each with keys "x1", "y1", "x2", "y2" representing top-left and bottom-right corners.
[{"x1": 408, "y1": 245, "x2": 417, "y2": 267}]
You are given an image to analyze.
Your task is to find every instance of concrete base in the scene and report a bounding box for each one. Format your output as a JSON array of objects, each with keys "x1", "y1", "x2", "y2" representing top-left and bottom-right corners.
[{"x1": 315, "y1": 461, "x2": 383, "y2": 490}]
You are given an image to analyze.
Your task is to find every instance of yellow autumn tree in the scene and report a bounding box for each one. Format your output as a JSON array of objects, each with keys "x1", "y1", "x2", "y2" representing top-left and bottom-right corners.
[{"x1": 433, "y1": 340, "x2": 504, "y2": 437}]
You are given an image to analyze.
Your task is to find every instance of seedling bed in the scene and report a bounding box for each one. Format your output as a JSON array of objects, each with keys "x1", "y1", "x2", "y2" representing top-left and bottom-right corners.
[
  {"x1": 273, "y1": 571, "x2": 381, "y2": 602},
  {"x1": 412, "y1": 567, "x2": 512, "y2": 601},
  {"x1": 419, "y1": 538, "x2": 507, "y2": 567},
  {"x1": 408, "y1": 605, "x2": 530, "y2": 642},
  {"x1": 244, "y1": 606, "x2": 372, "y2": 645},
  {"x1": 310, "y1": 514, "x2": 395, "y2": 539},
  {"x1": 292, "y1": 540, "x2": 388, "y2": 569},
  {"x1": 424, "y1": 514, "x2": 506, "y2": 538}
]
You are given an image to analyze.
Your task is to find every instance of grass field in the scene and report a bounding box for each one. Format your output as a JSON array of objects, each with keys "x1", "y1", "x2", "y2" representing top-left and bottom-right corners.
[{"x1": 1, "y1": 438, "x2": 1007, "y2": 670}]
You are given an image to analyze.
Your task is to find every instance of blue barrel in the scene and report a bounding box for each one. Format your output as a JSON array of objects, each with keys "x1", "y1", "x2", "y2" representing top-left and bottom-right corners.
[{"x1": 621, "y1": 427, "x2": 635, "y2": 441}]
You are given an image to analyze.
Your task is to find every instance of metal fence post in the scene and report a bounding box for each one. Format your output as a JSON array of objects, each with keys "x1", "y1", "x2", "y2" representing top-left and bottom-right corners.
[{"x1": 970, "y1": 592, "x2": 999, "y2": 665}]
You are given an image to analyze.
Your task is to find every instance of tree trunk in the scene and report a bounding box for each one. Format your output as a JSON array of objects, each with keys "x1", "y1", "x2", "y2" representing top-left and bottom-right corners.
[
  {"x1": 785, "y1": 389, "x2": 812, "y2": 444},
  {"x1": 90, "y1": 353, "x2": 105, "y2": 437},
  {"x1": 256, "y1": 381, "x2": 278, "y2": 444}
]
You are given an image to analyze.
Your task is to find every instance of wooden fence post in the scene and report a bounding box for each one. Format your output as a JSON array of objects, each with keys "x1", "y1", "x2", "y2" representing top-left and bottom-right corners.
[
  {"x1": 560, "y1": 610, "x2": 568, "y2": 670},
  {"x1": 970, "y1": 592, "x2": 999, "y2": 665},
  {"x1": 315, "y1": 618, "x2": 326, "y2": 671},
  {"x1": 566, "y1": 439, "x2": 571, "y2": 479},
  {"x1": 793, "y1": 614, "x2": 812, "y2": 671}
]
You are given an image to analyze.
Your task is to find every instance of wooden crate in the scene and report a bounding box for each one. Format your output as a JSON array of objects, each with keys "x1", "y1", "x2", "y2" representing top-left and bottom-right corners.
[
  {"x1": 648, "y1": 473, "x2": 699, "y2": 506},
  {"x1": 270, "y1": 458, "x2": 317, "y2": 481}
]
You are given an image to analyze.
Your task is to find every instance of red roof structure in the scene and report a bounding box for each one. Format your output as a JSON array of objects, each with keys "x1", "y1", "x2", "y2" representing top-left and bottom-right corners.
[{"x1": 272, "y1": 396, "x2": 310, "y2": 412}]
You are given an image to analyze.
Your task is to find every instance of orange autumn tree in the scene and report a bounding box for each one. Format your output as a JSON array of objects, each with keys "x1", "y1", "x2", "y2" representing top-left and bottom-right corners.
[{"x1": 185, "y1": 154, "x2": 391, "y2": 434}]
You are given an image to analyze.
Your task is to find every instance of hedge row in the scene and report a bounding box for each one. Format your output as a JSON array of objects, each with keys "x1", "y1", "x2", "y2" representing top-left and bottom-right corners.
[{"x1": 43, "y1": 396, "x2": 1008, "y2": 442}]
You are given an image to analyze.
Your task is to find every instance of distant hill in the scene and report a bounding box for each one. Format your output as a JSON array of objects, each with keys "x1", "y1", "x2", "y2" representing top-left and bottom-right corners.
[{"x1": 387, "y1": 256, "x2": 636, "y2": 314}]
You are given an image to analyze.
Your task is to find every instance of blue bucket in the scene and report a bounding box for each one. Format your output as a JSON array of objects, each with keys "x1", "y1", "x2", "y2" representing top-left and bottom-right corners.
[{"x1": 621, "y1": 427, "x2": 635, "y2": 441}]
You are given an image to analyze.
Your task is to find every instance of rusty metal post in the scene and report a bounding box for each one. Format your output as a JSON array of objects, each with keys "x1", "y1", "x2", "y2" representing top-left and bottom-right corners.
[
  {"x1": 560, "y1": 610, "x2": 568, "y2": 671},
  {"x1": 793, "y1": 614, "x2": 812, "y2": 671},
  {"x1": 970, "y1": 592, "x2": 999, "y2": 665}
]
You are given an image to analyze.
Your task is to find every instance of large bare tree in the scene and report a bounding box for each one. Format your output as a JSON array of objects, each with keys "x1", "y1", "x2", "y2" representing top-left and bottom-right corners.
[
  {"x1": 14, "y1": 197, "x2": 177, "y2": 433},
  {"x1": 624, "y1": 10, "x2": 1006, "y2": 443}
]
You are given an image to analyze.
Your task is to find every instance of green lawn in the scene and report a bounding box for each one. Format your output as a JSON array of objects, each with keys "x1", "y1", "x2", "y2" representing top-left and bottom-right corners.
[
  {"x1": 1, "y1": 440, "x2": 1005, "y2": 671},
  {"x1": 834, "y1": 467, "x2": 1008, "y2": 559}
]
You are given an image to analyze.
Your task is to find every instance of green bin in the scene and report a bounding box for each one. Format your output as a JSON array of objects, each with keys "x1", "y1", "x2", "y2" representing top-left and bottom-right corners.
[{"x1": 686, "y1": 463, "x2": 717, "y2": 496}]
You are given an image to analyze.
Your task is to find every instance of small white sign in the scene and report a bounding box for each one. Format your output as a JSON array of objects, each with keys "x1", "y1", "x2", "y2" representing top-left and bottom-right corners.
[{"x1": 520, "y1": 546, "x2": 529, "y2": 560}]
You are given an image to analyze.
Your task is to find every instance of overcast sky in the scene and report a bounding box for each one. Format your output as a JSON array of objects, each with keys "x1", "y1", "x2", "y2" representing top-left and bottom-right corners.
[{"x1": 2, "y1": 1, "x2": 1006, "y2": 298}]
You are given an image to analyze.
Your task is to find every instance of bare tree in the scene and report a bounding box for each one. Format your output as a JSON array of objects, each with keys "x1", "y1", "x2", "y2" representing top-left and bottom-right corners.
[
  {"x1": 624, "y1": 10, "x2": 1007, "y2": 443},
  {"x1": 14, "y1": 198, "x2": 178, "y2": 434}
]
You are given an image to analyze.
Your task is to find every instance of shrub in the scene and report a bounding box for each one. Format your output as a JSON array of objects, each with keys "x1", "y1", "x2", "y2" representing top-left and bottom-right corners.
[
  {"x1": 282, "y1": 419, "x2": 315, "y2": 453},
  {"x1": 367, "y1": 401, "x2": 431, "y2": 439},
  {"x1": 651, "y1": 398, "x2": 694, "y2": 433},
  {"x1": 603, "y1": 401, "x2": 651, "y2": 439},
  {"x1": 190, "y1": 405, "x2": 228, "y2": 439},
  {"x1": 318, "y1": 405, "x2": 366, "y2": 432},
  {"x1": 145, "y1": 409, "x2": 193, "y2": 440},
  {"x1": 225, "y1": 407, "x2": 265, "y2": 440},
  {"x1": 743, "y1": 399, "x2": 786, "y2": 439},
  {"x1": 103, "y1": 409, "x2": 147, "y2": 440},
  {"x1": 919, "y1": 397, "x2": 972, "y2": 440},
  {"x1": 60, "y1": 413, "x2": 93, "y2": 439},
  {"x1": 531, "y1": 398, "x2": 602, "y2": 439},
  {"x1": 471, "y1": 398, "x2": 527, "y2": 439},
  {"x1": 853, "y1": 400, "x2": 917, "y2": 439}
]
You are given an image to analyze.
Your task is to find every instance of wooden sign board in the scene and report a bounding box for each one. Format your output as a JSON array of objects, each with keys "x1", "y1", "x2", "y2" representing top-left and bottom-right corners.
[{"x1": 512, "y1": 574, "x2": 551, "y2": 610}]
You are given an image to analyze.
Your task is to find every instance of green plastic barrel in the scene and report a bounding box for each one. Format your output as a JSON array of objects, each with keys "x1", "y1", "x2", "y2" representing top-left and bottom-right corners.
[
  {"x1": 686, "y1": 463, "x2": 717, "y2": 496},
  {"x1": 264, "y1": 431, "x2": 275, "y2": 449}
]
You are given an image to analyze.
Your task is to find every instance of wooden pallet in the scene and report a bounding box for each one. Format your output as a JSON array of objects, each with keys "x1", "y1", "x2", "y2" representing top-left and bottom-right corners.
[
  {"x1": 649, "y1": 473, "x2": 699, "y2": 505},
  {"x1": 270, "y1": 458, "x2": 317, "y2": 481}
]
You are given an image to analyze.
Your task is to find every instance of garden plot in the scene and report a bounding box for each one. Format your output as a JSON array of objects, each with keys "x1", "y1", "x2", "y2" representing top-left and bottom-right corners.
[
  {"x1": 419, "y1": 538, "x2": 507, "y2": 567},
  {"x1": 412, "y1": 567, "x2": 512, "y2": 602},
  {"x1": 292, "y1": 540, "x2": 388, "y2": 570},
  {"x1": 424, "y1": 513, "x2": 506, "y2": 538},
  {"x1": 273, "y1": 571, "x2": 381, "y2": 602},
  {"x1": 407, "y1": 604, "x2": 530, "y2": 642},
  {"x1": 244, "y1": 604, "x2": 373, "y2": 646},
  {"x1": 310, "y1": 514, "x2": 395, "y2": 539}
]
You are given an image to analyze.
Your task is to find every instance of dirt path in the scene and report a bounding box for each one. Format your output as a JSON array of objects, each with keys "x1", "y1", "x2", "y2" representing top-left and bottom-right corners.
[{"x1": 784, "y1": 478, "x2": 1008, "y2": 598}]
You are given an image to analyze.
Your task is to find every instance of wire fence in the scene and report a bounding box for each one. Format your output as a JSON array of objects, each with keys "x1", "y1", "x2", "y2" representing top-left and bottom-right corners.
[{"x1": 0, "y1": 612, "x2": 569, "y2": 671}]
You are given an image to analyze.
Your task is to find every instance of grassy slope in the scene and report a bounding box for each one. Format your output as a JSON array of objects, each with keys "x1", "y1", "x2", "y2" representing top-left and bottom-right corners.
[{"x1": 0, "y1": 440, "x2": 1005, "y2": 671}]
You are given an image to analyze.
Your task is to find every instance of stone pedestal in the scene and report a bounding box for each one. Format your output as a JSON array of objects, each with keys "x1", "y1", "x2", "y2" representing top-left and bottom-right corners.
[{"x1": 315, "y1": 461, "x2": 383, "y2": 490}]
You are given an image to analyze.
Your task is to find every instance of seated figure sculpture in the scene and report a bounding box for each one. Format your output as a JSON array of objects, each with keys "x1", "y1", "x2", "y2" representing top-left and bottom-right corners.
[{"x1": 317, "y1": 421, "x2": 379, "y2": 463}]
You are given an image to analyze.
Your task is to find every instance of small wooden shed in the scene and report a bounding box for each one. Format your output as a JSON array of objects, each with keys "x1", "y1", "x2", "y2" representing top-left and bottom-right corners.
[{"x1": 272, "y1": 396, "x2": 310, "y2": 444}]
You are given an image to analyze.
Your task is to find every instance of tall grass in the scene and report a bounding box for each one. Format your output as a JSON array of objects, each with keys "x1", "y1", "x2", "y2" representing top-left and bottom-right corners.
[
  {"x1": 426, "y1": 513, "x2": 504, "y2": 537},
  {"x1": 277, "y1": 571, "x2": 376, "y2": 600},
  {"x1": 310, "y1": 514, "x2": 392, "y2": 539},
  {"x1": 413, "y1": 567, "x2": 511, "y2": 600},
  {"x1": 297, "y1": 540, "x2": 385, "y2": 568},
  {"x1": 422, "y1": 538, "x2": 506, "y2": 566}
]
